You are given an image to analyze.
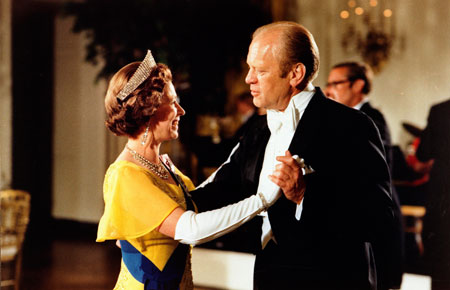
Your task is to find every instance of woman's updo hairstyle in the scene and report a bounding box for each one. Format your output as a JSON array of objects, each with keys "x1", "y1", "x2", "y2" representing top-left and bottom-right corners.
[{"x1": 104, "y1": 62, "x2": 172, "y2": 138}]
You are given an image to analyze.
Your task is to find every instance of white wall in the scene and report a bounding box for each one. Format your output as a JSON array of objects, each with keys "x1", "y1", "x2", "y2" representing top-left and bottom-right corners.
[
  {"x1": 52, "y1": 16, "x2": 108, "y2": 222},
  {"x1": 297, "y1": 0, "x2": 450, "y2": 148},
  {"x1": 0, "y1": 0, "x2": 12, "y2": 189},
  {"x1": 373, "y1": 0, "x2": 450, "y2": 146}
]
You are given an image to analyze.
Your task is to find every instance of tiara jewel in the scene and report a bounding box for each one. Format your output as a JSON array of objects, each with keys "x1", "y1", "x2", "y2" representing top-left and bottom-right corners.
[{"x1": 116, "y1": 50, "x2": 157, "y2": 101}]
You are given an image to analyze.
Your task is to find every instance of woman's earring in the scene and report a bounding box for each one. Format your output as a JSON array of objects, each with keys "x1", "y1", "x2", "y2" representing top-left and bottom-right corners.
[{"x1": 141, "y1": 126, "x2": 149, "y2": 146}]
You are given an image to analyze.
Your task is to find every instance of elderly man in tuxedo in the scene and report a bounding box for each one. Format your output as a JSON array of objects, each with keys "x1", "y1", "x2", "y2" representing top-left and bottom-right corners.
[
  {"x1": 325, "y1": 61, "x2": 405, "y2": 290},
  {"x1": 193, "y1": 22, "x2": 394, "y2": 290}
]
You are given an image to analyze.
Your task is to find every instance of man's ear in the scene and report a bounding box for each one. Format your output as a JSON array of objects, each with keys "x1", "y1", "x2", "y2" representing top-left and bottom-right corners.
[
  {"x1": 289, "y1": 63, "x2": 306, "y2": 88},
  {"x1": 351, "y1": 79, "x2": 365, "y2": 93}
]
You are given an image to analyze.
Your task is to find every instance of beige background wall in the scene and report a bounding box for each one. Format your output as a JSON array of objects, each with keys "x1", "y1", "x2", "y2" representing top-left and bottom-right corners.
[
  {"x1": 299, "y1": 0, "x2": 450, "y2": 147},
  {"x1": 49, "y1": 0, "x2": 450, "y2": 222},
  {"x1": 52, "y1": 16, "x2": 108, "y2": 222},
  {"x1": 0, "y1": 0, "x2": 12, "y2": 189}
]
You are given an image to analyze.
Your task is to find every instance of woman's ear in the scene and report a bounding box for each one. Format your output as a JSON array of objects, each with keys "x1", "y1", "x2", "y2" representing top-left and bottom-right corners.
[{"x1": 289, "y1": 63, "x2": 306, "y2": 88}]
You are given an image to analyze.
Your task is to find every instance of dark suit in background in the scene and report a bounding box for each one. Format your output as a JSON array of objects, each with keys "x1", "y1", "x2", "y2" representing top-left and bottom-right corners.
[
  {"x1": 360, "y1": 102, "x2": 405, "y2": 289},
  {"x1": 194, "y1": 89, "x2": 394, "y2": 290},
  {"x1": 325, "y1": 61, "x2": 404, "y2": 290},
  {"x1": 416, "y1": 99, "x2": 450, "y2": 290},
  {"x1": 360, "y1": 103, "x2": 393, "y2": 168}
]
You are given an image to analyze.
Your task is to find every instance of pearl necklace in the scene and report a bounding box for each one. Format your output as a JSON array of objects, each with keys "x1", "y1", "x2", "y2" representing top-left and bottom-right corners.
[{"x1": 125, "y1": 145, "x2": 169, "y2": 180}]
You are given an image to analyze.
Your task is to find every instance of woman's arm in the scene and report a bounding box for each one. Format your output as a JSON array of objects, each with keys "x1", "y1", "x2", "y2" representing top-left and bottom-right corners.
[
  {"x1": 157, "y1": 207, "x2": 184, "y2": 238},
  {"x1": 158, "y1": 189, "x2": 278, "y2": 245},
  {"x1": 158, "y1": 151, "x2": 306, "y2": 245}
]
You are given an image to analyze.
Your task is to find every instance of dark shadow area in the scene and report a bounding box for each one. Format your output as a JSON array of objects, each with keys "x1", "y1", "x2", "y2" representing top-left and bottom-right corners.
[{"x1": 21, "y1": 219, "x2": 121, "y2": 290}]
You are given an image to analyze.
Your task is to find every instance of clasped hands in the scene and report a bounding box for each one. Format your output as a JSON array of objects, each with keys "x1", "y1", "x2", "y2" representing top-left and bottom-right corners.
[{"x1": 269, "y1": 150, "x2": 306, "y2": 204}]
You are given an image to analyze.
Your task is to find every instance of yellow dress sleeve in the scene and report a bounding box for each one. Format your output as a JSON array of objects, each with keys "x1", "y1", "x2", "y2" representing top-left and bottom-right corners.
[{"x1": 97, "y1": 161, "x2": 180, "y2": 242}]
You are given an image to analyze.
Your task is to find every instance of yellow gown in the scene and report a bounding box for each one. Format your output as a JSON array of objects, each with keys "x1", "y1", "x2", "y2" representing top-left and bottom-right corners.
[{"x1": 97, "y1": 160, "x2": 196, "y2": 290}]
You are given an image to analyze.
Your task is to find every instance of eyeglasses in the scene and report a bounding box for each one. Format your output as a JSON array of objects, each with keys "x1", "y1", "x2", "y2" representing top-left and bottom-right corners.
[{"x1": 325, "y1": 79, "x2": 351, "y2": 89}]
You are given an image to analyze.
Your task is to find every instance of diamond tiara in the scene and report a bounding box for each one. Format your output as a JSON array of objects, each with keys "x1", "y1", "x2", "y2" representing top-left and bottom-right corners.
[{"x1": 116, "y1": 50, "x2": 157, "y2": 101}]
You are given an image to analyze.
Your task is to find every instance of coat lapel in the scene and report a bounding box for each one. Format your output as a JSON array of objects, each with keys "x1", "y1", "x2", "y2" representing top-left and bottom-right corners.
[
  {"x1": 268, "y1": 89, "x2": 327, "y2": 239},
  {"x1": 288, "y1": 88, "x2": 326, "y2": 161},
  {"x1": 242, "y1": 116, "x2": 271, "y2": 187}
]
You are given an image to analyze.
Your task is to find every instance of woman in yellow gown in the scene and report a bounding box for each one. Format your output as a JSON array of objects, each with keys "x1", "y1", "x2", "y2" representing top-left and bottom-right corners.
[{"x1": 96, "y1": 50, "x2": 283, "y2": 290}]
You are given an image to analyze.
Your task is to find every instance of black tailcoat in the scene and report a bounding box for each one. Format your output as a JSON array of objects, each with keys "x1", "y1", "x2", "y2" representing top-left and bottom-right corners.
[
  {"x1": 360, "y1": 102, "x2": 405, "y2": 290},
  {"x1": 193, "y1": 89, "x2": 394, "y2": 290}
]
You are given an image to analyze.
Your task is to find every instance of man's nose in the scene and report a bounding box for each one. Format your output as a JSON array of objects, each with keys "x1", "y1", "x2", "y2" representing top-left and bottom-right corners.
[{"x1": 245, "y1": 70, "x2": 255, "y2": 84}]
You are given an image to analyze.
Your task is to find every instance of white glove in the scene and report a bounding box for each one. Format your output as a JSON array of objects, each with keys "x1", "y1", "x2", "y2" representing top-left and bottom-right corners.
[{"x1": 174, "y1": 186, "x2": 281, "y2": 245}]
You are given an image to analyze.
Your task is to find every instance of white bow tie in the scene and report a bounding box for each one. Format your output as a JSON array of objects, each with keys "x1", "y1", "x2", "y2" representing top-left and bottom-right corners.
[{"x1": 267, "y1": 106, "x2": 296, "y2": 134}]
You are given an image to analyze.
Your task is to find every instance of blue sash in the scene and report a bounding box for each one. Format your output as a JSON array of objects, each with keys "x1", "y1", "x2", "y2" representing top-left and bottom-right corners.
[
  {"x1": 120, "y1": 240, "x2": 189, "y2": 290},
  {"x1": 121, "y1": 156, "x2": 195, "y2": 289}
]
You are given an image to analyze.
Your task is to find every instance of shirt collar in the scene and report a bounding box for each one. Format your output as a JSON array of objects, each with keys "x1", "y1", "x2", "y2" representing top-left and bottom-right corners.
[
  {"x1": 266, "y1": 83, "x2": 316, "y2": 134},
  {"x1": 353, "y1": 96, "x2": 370, "y2": 110}
]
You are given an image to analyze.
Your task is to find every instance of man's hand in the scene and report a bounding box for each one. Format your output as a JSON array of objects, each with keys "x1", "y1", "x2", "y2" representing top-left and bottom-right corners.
[{"x1": 269, "y1": 150, "x2": 306, "y2": 204}]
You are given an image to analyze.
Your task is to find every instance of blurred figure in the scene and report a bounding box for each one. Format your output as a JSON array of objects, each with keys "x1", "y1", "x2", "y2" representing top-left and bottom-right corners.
[
  {"x1": 233, "y1": 91, "x2": 259, "y2": 140},
  {"x1": 237, "y1": 91, "x2": 257, "y2": 119},
  {"x1": 402, "y1": 122, "x2": 434, "y2": 187},
  {"x1": 416, "y1": 99, "x2": 450, "y2": 290},
  {"x1": 219, "y1": 91, "x2": 258, "y2": 144},
  {"x1": 390, "y1": 123, "x2": 432, "y2": 206},
  {"x1": 389, "y1": 123, "x2": 433, "y2": 271},
  {"x1": 406, "y1": 137, "x2": 434, "y2": 180},
  {"x1": 395, "y1": 122, "x2": 434, "y2": 204},
  {"x1": 193, "y1": 93, "x2": 260, "y2": 185},
  {"x1": 325, "y1": 61, "x2": 404, "y2": 290}
]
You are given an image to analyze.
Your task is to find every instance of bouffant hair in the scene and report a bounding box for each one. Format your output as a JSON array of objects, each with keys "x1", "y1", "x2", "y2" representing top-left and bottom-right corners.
[{"x1": 104, "y1": 62, "x2": 172, "y2": 138}]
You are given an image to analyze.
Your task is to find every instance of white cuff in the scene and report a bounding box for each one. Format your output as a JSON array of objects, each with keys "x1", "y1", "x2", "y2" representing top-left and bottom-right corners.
[{"x1": 295, "y1": 200, "x2": 304, "y2": 221}]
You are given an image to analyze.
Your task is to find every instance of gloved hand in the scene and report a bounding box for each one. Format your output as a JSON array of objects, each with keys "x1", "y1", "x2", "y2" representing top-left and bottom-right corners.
[{"x1": 174, "y1": 187, "x2": 281, "y2": 245}]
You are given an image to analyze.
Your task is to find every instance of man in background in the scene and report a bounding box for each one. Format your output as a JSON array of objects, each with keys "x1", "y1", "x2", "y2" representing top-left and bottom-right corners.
[{"x1": 325, "y1": 61, "x2": 404, "y2": 290}]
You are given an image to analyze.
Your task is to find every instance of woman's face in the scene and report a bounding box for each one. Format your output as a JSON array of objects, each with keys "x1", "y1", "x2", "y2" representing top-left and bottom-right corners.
[{"x1": 152, "y1": 82, "x2": 185, "y2": 143}]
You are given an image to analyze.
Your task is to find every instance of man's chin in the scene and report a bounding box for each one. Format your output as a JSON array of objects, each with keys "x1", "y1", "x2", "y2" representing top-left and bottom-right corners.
[{"x1": 253, "y1": 99, "x2": 264, "y2": 108}]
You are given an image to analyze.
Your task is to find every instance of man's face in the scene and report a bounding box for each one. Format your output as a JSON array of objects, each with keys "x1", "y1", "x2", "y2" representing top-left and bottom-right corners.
[
  {"x1": 325, "y1": 67, "x2": 357, "y2": 107},
  {"x1": 245, "y1": 32, "x2": 292, "y2": 111}
]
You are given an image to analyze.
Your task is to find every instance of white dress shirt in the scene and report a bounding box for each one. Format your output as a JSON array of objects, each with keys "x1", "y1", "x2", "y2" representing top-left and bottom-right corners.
[
  {"x1": 353, "y1": 96, "x2": 369, "y2": 110},
  {"x1": 259, "y1": 83, "x2": 315, "y2": 248}
]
